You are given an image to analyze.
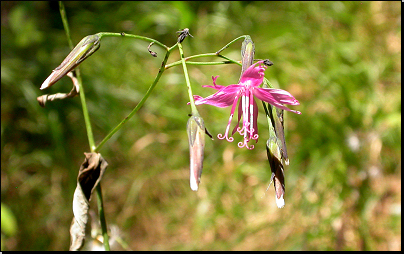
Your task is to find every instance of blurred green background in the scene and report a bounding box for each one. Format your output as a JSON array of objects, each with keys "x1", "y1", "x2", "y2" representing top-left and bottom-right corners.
[{"x1": 1, "y1": 1, "x2": 401, "y2": 251}]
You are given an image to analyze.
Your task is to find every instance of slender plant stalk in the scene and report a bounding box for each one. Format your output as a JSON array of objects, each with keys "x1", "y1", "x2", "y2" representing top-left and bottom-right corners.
[
  {"x1": 171, "y1": 61, "x2": 233, "y2": 66},
  {"x1": 59, "y1": 1, "x2": 110, "y2": 250},
  {"x1": 96, "y1": 32, "x2": 168, "y2": 50},
  {"x1": 95, "y1": 184, "x2": 109, "y2": 249},
  {"x1": 215, "y1": 35, "x2": 247, "y2": 54},
  {"x1": 59, "y1": 2, "x2": 96, "y2": 151},
  {"x1": 59, "y1": 2, "x2": 73, "y2": 49},
  {"x1": 178, "y1": 42, "x2": 198, "y2": 115},
  {"x1": 78, "y1": 80, "x2": 96, "y2": 151},
  {"x1": 165, "y1": 52, "x2": 242, "y2": 69}
]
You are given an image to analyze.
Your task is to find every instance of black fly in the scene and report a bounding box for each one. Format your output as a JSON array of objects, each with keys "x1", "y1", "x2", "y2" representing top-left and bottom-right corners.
[{"x1": 177, "y1": 28, "x2": 193, "y2": 43}]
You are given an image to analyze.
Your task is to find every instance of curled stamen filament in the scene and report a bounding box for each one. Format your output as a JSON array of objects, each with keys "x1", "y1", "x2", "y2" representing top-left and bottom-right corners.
[
  {"x1": 238, "y1": 140, "x2": 254, "y2": 150},
  {"x1": 249, "y1": 91, "x2": 254, "y2": 139},
  {"x1": 218, "y1": 114, "x2": 234, "y2": 142}
]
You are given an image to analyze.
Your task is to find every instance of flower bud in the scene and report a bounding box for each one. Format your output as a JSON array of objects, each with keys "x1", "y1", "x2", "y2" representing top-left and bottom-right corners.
[
  {"x1": 40, "y1": 34, "x2": 101, "y2": 90},
  {"x1": 266, "y1": 137, "x2": 285, "y2": 208},
  {"x1": 240, "y1": 36, "x2": 255, "y2": 75},
  {"x1": 187, "y1": 115, "x2": 205, "y2": 191}
]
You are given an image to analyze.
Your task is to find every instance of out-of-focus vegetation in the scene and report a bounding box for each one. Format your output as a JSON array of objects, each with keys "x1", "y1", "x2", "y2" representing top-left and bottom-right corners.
[{"x1": 1, "y1": 1, "x2": 400, "y2": 251}]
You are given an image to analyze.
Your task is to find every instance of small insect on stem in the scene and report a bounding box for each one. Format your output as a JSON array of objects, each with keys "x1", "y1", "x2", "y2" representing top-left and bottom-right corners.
[
  {"x1": 120, "y1": 32, "x2": 125, "y2": 36},
  {"x1": 147, "y1": 42, "x2": 157, "y2": 57},
  {"x1": 177, "y1": 28, "x2": 193, "y2": 43}
]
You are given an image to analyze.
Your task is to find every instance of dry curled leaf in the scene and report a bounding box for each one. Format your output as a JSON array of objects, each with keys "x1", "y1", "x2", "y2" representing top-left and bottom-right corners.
[
  {"x1": 37, "y1": 72, "x2": 80, "y2": 107},
  {"x1": 70, "y1": 152, "x2": 108, "y2": 251}
]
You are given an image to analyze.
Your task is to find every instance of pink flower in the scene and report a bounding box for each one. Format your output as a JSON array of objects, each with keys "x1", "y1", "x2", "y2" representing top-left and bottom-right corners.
[{"x1": 194, "y1": 61, "x2": 301, "y2": 149}]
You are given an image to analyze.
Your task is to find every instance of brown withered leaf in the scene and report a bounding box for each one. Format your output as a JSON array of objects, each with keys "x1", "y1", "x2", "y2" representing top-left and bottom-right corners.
[
  {"x1": 37, "y1": 72, "x2": 80, "y2": 107},
  {"x1": 69, "y1": 152, "x2": 108, "y2": 251}
]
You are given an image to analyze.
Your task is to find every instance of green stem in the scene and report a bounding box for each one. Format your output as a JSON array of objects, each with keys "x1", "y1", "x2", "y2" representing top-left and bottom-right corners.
[
  {"x1": 171, "y1": 61, "x2": 234, "y2": 66},
  {"x1": 94, "y1": 43, "x2": 177, "y2": 152},
  {"x1": 217, "y1": 54, "x2": 242, "y2": 66},
  {"x1": 59, "y1": 1, "x2": 109, "y2": 250},
  {"x1": 96, "y1": 32, "x2": 168, "y2": 50},
  {"x1": 59, "y1": 2, "x2": 73, "y2": 49},
  {"x1": 77, "y1": 75, "x2": 96, "y2": 151},
  {"x1": 215, "y1": 35, "x2": 248, "y2": 54},
  {"x1": 164, "y1": 34, "x2": 248, "y2": 70},
  {"x1": 178, "y1": 42, "x2": 198, "y2": 115},
  {"x1": 95, "y1": 184, "x2": 110, "y2": 250},
  {"x1": 60, "y1": 2, "x2": 96, "y2": 151},
  {"x1": 165, "y1": 55, "x2": 241, "y2": 69}
]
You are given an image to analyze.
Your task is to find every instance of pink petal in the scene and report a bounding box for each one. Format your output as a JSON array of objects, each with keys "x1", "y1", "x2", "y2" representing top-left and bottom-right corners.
[
  {"x1": 202, "y1": 76, "x2": 224, "y2": 90},
  {"x1": 253, "y1": 88, "x2": 301, "y2": 114},
  {"x1": 194, "y1": 84, "x2": 242, "y2": 108},
  {"x1": 239, "y1": 61, "x2": 266, "y2": 87},
  {"x1": 255, "y1": 88, "x2": 300, "y2": 105}
]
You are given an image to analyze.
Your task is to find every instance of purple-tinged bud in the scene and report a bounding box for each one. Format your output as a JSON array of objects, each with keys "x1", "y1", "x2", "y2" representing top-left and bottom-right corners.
[
  {"x1": 266, "y1": 137, "x2": 285, "y2": 208},
  {"x1": 187, "y1": 115, "x2": 205, "y2": 191},
  {"x1": 40, "y1": 34, "x2": 100, "y2": 90},
  {"x1": 240, "y1": 36, "x2": 255, "y2": 75}
]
